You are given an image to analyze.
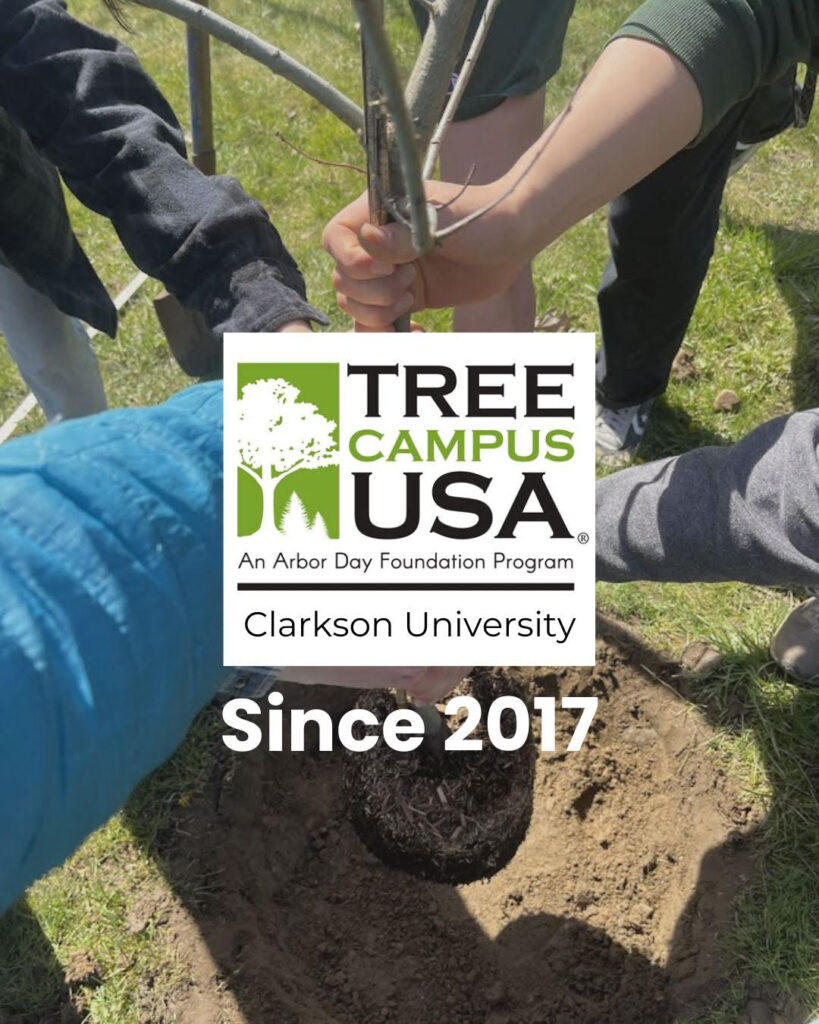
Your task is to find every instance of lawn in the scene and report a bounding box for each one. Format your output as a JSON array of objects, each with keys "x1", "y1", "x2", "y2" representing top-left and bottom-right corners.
[{"x1": 0, "y1": 0, "x2": 818, "y2": 1020}]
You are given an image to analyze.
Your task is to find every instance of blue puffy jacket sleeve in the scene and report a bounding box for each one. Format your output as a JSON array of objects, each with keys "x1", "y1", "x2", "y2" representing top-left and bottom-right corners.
[{"x1": 0, "y1": 382, "x2": 227, "y2": 913}]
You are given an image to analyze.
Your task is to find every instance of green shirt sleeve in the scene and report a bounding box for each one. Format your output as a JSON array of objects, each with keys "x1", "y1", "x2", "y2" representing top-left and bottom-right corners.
[{"x1": 610, "y1": 0, "x2": 819, "y2": 141}]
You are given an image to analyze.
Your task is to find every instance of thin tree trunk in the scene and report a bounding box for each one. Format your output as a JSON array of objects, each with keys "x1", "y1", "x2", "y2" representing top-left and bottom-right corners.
[
  {"x1": 361, "y1": 1, "x2": 411, "y2": 331},
  {"x1": 261, "y1": 464, "x2": 278, "y2": 532},
  {"x1": 405, "y1": 0, "x2": 478, "y2": 155}
]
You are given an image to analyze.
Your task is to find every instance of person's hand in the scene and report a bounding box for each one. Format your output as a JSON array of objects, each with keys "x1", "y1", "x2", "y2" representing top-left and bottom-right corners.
[
  {"x1": 278, "y1": 319, "x2": 313, "y2": 332},
  {"x1": 409, "y1": 666, "x2": 472, "y2": 704},
  {"x1": 353, "y1": 320, "x2": 427, "y2": 334},
  {"x1": 322, "y1": 180, "x2": 525, "y2": 330},
  {"x1": 279, "y1": 665, "x2": 470, "y2": 703}
]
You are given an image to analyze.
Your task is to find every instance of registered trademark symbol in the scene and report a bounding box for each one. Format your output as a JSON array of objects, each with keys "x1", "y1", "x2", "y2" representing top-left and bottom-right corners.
[{"x1": 577, "y1": 532, "x2": 590, "y2": 545}]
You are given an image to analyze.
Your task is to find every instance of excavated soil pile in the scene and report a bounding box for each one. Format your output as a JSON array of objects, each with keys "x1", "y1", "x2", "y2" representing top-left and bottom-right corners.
[{"x1": 139, "y1": 631, "x2": 760, "y2": 1024}]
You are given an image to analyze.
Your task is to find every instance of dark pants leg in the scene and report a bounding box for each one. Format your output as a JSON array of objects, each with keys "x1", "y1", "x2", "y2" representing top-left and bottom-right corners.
[{"x1": 596, "y1": 101, "x2": 750, "y2": 410}]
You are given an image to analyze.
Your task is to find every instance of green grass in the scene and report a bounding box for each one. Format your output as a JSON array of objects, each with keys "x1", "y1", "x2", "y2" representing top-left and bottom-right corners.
[{"x1": 1, "y1": 0, "x2": 818, "y2": 1020}]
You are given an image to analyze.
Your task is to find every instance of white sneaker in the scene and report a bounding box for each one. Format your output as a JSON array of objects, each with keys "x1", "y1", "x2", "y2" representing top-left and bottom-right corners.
[
  {"x1": 728, "y1": 140, "x2": 763, "y2": 177},
  {"x1": 595, "y1": 399, "x2": 654, "y2": 465},
  {"x1": 770, "y1": 597, "x2": 819, "y2": 685}
]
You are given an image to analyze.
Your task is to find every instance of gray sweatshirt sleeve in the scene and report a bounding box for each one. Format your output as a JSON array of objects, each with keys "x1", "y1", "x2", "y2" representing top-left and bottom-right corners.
[{"x1": 596, "y1": 410, "x2": 819, "y2": 585}]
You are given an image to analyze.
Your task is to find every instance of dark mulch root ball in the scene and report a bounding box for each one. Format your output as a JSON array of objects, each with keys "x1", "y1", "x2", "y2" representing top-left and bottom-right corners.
[{"x1": 343, "y1": 669, "x2": 536, "y2": 884}]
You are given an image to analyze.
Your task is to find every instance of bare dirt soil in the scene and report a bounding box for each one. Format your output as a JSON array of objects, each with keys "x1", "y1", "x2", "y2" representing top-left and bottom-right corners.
[{"x1": 137, "y1": 624, "x2": 762, "y2": 1024}]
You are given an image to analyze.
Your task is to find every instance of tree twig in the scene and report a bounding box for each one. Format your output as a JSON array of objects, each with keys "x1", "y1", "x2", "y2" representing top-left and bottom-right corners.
[
  {"x1": 405, "y1": 0, "x2": 477, "y2": 156},
  {"x1": 422, "y1": 0, "x2": 501, "y2": 179},
  {"x1": 273, "y1": 131, "x2": 365, "y2": 174},
  {"x1": 374, "y1": 180, "x2": 412, "y2": 230},
  {"x1": 431, "y1": 163, "x2": 476, "y2": 210},
  {"x1": 352, "y1": 0, "x2": 433, "y2": 254},
  {"x1": 435, "y1": 75, "x2": 583, "y2": 242},
  {"x1": 136, "y1": 0, "x2": 364, "y2": 134}
]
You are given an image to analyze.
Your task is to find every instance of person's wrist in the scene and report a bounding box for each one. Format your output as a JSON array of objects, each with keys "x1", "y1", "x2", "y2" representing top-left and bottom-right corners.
[
  {"x1": 458, "y1": 179, "x2": 531, "y2": 268},
  {"x1": 278, "y1": 319, "x2": 312, "y2": 332},
  {"x1": 438, "y1": 181, "x2": 520, "y2": 268},
  {"x1": 489, "y1": 167, "x2": 545, "y2": 266},
  {"x1": 492, "y1": 180, "x2": 531, "y2": 265}
]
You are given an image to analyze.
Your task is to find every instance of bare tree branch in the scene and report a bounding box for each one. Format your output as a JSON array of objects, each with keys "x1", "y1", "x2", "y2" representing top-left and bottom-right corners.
[
  {"x1": 362, "y1": 2, "x2": 394, "y2": 226},
  {"x1": 431, "y1": 163, "x2": 476, "y2": 210},
  {"x1": 274, "y1": 131, "x2": 365, "y2": 174},
  {"x1": 136, "y1": 0, "x2": 364, "y2": 134},
  {"x1": 352, "y1": 0, "x2": 433, "y2": 254},
  {"x1": 374, "y1": 181, "x2": 413, "y2": 230},
  {"x1": 422, "y1": 0, "x2": 502, "y2": 178},
  {"x1": 361, "y1": 0, "x2": 412, "y2": 329},
  {"x1": 405, "y1": 0, "x2": 477, "y2": 155}
]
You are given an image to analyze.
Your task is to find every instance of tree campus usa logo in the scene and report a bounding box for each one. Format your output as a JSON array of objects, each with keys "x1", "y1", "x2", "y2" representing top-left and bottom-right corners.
[
  {"x1": 223, "y1": 334, "x2": 596, "y2": 668},
  {"x1": 236, "y1": 363, "x2": 340, "y2": 539}
]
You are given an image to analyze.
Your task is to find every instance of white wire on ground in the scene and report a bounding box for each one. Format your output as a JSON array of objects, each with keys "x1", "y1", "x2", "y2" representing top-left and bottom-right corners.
[
  {"x1": 0, "y1": 271, "x2": 149, "y2": 445},
  {"x1": 0, "y1": 392, "x2": 38, "y2": 445}
]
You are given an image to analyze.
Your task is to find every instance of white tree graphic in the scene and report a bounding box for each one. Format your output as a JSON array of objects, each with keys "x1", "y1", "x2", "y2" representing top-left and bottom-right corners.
[
  {"x1": 236, "y1": 378, "x2": 338, "y2": 534},
  {"x1": 279, "y1": 492, "x2": 311, "y2": 537}
]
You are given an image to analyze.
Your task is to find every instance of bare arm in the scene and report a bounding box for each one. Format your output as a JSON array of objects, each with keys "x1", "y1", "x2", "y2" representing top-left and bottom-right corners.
[
  {"x1": 498, "y1": 39, "x2": 703, "y2": 265},
  {"x1": 324, "y1": 38, "x2": 703, "y2": 326}
]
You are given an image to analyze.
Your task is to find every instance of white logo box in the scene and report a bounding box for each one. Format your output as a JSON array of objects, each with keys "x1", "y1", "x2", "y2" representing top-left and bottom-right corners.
[{"x1": 224, "y1": 333, "x2": 596, "y2": 667}]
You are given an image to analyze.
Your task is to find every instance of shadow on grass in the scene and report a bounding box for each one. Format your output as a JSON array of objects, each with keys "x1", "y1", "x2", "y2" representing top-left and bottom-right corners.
[
  {"x1": 638, "y1": 397, "x2": 725, "y2": 463},
  {"x1": 0, "y1": 899, "x2": 81, "y2": 1024},
  {"x1": 635, "y1": 215, "x2": 819, "y2": 465},
  {"x1": 2, "y1": 624, "x2": 815, "y2": 1023},
  {"x1": 760, "y1": 221, "x2": 819, "y2": 411}
]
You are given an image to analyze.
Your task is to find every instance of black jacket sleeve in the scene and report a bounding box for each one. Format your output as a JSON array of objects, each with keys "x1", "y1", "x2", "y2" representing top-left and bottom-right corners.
[{"x1": 0, "y1": 0, "x2": 328, "y2": 332}]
